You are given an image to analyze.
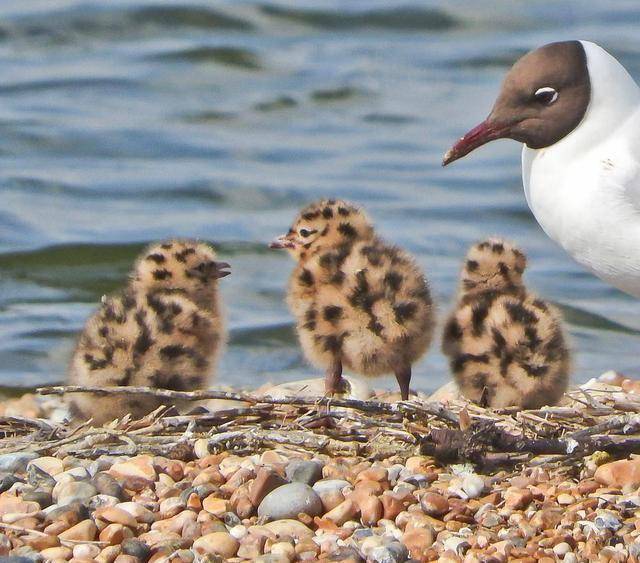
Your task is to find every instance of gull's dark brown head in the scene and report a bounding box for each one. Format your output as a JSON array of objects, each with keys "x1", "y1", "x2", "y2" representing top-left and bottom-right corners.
[{"x1": 443, "y1": 41, "x2": 591, "y2": 165}]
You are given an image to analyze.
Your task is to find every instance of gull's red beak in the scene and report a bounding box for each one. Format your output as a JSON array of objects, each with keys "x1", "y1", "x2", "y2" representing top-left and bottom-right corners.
[
  {"x1": 269, "y1": 235, "x2": 295, "y2": 249},
  {"x1": 442, "y1": 119, "x2": 510, "y2": 166}
]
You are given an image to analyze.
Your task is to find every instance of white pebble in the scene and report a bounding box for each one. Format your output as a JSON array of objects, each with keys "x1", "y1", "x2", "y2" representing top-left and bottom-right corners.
[
  {"x1": 553, "y1": 542, "x2": 572, "y2": 557},
  {"x1": 194, "y1": 438, "x2": 209, "y2": 459},
  {"x1": 229, "y1": 525, "x2": 247, "y2": 540},
  {"x1": 73, "y1": 544, "x2": 101, "y2": 559},
  {"x1": 461, "y1": 474, "x2": 485, "y2": 499},
  {"x1": 443, "y1": 536, "x2": 470, "y2": 556}
]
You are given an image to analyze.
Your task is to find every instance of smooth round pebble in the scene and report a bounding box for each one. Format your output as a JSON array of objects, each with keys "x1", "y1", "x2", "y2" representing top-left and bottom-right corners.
[
  {"x1": 0, "y1": 453, "x2": 38, "y2": 473},
  {"x1": 121, "y1": 538, "x2": 150, "y2": 560},
  {"x1": 285, "y1": 459, "x2": 323, "y2": 486},
  {"x1": 369, "y1": 541, "x2": 408, "y2": 563},
  {"x1": 462, "y1": 474, "x2": 485, "y2": 498},
  {"x1": 553, "y1": 542, "x2": 572, "y2": 557},
  {"x1": 258, "y1": 482, "x2": 322, "y2": 521},
  {"x1": 54, "y1": 481, "x2": 97, "y2": 506},
  {"x1": 93, "y1": 472, "x2": 124, "y2": 499},
  {"x1": 192, "y1": 532, "x2": 239, "y2": 558}
]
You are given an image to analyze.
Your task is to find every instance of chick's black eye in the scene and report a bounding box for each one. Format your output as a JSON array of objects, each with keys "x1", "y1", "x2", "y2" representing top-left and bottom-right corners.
[
  {"x1": 299, "y1": 228, "x2": 316, "y2": 238},
  {"x1": 533, "y1": 86, "x2": 558, "y2": 105}
]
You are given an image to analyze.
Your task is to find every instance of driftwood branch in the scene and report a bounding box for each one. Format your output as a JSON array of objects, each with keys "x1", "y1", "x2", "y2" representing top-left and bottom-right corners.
[
  {"x1": 36, "y1": 384, "x2": 460, "y2": 424},
  {"x1": 3, "y1": 383, "x2": 635, "y2": 468}
]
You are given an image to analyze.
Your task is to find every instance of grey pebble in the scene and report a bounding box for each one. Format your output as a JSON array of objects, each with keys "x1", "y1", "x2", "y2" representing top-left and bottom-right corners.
[
  {"x1": 44, "y1": 502, "x2": 89, "y2": 523},
  {"x1": 87, "y1": 456, "x2": 119, "y2": 477},
  {"x1": 329, "y1": 547, "x2": 364, "y2": 562},
  {"x1": 257, "y1": 482, "x2": 323, "y2": 521},
  {"x1": 223, "y1": 512, "x2": 242, "y2": 527},
  {"x1": 122, "y1": 538, "x2": 151, "y2": 560},
  {"x1": 4, "y1": 548, "x2": 42, "y2": 563},
  {"x1": 285, "y1": 459, "x2": 323, "y2": 485},
  {"x1": 92, "y1": 472, "x2": 124, "y2": 500},
  {"x1": 312, "y1": 479, "x2": 351, "y2": 495},
  {"x1": 27, "y1": 465, "x2": 56, "y2": 489},
  {"x1": 387, "y1": 464, "x2": 405, "y2": 485},
  {"x1": 352, "y1": 528, "x2": 374, "y2": 540},
  {"x1": 401, "y1": 474, "x2": 430, "y2": 488},
  {"x1": 22, "y1": 490, "x2": 53, "y2": 508},
  {"x1": 54, "y1": 480, "x2": 97, "y2": 506},
  {"x1": 594, "y1": 510, "x2": 622, "y2": 531},
  {"x1": 370, "y1": 542, "x2": 408, "y2": 563},
  {"x1": 87, "y1": 494, "x2": 120, "y2": 511},
  {"x1": 0, "y1": 475, "x2": 23, "y2": 493},
  {"x1": 179, "y1": 483, "x2": 217, "y2": 504},
  {"x1": 0, "y1": 453, "x2": 38, "y2": 473}
]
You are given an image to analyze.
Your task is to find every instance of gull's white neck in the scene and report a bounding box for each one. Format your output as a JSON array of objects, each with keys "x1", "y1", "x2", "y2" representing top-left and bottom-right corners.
[{"x1": 522, "y1": 41, "x2": 640, "y2": 296}]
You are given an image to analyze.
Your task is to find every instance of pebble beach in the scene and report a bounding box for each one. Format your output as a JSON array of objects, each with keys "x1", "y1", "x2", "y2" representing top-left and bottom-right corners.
[{"x1": 0, "y1": 376, "x2": 640, "y2": 562}]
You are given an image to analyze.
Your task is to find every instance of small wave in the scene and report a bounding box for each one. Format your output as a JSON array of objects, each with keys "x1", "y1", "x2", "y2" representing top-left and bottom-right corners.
[
  {"x1": 310, "y1": 86, "x2": 363, "y2": 102},
  {"x1": 2, "y1": 4, "x2": 253, "y2": 47},
  {"x1": 0, "y1": 240, "x2": 269, "y2": 272},
  {"x1": 230, "y1": 322, "x2": 296, "y2": 346},
  {"x1": 259, "y1": 5, "x2": 459, "y2": 31},
  {"x1": 450, "y1": 50, "x2": 526, "y2": 69},
  {"x1": 5, "y1": 178, "x2": 226, "y2": 204},
  {"x1": 17, "y1": 328, "x2": 76, "y2": 340},
  {"x1": 0, "y1": 77, "x2": 135, "y2": 95},
  {"x1": 556, "y1": 303, "x2": 640, "y2": 336},
  {"x1": 131, "y1": 5, "x2": 254, "y2": 30},
  {"x1": 362, "y1": 113, "x2": 415, "y2": 124},
  {"x1": 254, "y1": 96, "x2": 297, "y2": 112},
  {"x1": 181, "y1": 110, "x2": 237, "y2": 123},
  {"x1": 152, "y1": 46, "x2": 262, "y2": 70}
]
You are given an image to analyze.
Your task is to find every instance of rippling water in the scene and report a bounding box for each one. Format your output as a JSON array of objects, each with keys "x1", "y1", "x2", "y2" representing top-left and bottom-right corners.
[{"x1": 1, "y1": 1, "x2": 639, "y2": 394}]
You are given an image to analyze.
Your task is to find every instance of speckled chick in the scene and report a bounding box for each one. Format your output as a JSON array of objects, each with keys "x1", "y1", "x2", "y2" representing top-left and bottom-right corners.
[
  {"x1": 68, "y1": 240, "x2": 229, "y2": 424},
  {"x1": 270, "y1": 199, "x2": 434, "y2": 399},
  {"x1": 442, "y1": 238, "x2": 570, "y2": 409}
]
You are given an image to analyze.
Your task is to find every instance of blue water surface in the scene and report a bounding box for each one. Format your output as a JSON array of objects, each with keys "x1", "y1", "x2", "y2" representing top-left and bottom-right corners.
[{"x1": 1, "y1": 0, "x2": 639, "y2": 392}]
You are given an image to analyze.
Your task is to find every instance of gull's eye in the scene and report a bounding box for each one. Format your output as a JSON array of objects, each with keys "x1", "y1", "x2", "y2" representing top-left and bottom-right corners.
[
  {"x1": 299, "y1": 228, "x2": 316, "y2": 238},
  {"x1": 534, "y1": 86, "x2": 558, "y2": 105}
]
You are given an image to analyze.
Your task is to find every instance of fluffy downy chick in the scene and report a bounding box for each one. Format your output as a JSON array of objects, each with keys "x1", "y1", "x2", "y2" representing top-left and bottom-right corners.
[
  {"x1": 270, "y1": 199, "x2": 434, "y2": 399},
  {"x1": 68, "y1": 240, "x2": 229, "y2": 424},
  {"x1": 442, "y1": 238, "x2": 570, "y2": 409}
]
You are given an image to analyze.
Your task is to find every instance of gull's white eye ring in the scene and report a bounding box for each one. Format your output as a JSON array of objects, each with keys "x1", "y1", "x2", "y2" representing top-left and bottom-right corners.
[{"x1": 534, "y1": 86, "x2": 558, "y2": 105}]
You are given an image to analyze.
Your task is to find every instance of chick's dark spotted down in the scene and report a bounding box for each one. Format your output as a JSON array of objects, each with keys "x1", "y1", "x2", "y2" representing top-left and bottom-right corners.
[
  {"x1": 271, "y1": 199, "x2": 434, "y2": 399},
  {"x1": 442, "y1": 238, "x2": 570, "y2": 409},
  {"x1": 68, "y1": 240, "x2": 229, "y2": 424}
]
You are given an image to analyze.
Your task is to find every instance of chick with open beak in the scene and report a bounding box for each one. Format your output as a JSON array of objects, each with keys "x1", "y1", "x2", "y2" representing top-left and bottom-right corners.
[
  {"x1": 68, "y1": 239, "x2": 229, "y2": 424},
  {"x1": 271, "y1": 199, "x2": 435, "y2": 400}
]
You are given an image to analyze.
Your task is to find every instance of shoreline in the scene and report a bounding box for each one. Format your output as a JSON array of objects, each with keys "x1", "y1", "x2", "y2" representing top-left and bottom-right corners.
[{"x1": 0, "y1": 374, "x2": 638, "y2": 561}]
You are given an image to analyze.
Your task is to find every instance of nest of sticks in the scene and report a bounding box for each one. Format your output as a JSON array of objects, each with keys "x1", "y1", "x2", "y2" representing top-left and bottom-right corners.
[{"x1": 0, "y1": 383, "x2": 639, "y2": 470}]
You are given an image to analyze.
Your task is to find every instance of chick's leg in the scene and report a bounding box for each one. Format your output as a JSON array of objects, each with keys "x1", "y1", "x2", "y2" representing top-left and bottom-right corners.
[
  {"x1": 394, "y1": 364, "x2": 411, "y2": 400},
  {"x1": 325, "y1": 357, "x2": 345, "y2": 395}
]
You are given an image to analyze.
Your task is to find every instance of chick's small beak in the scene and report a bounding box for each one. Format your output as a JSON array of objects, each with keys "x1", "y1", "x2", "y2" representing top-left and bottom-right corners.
[
  {"x1": 214, "y1": 261, "x2": 231, "y2": 278},
  {"x1": 187, "y1": 261, "x2": 231, "y2": 280},
  {"x1": 442, "y1": 118, "x2": 511, "y2": 166},
  {"x1": 269, "y1": 235, "x2": 295, "y2": 250}
]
